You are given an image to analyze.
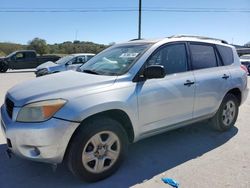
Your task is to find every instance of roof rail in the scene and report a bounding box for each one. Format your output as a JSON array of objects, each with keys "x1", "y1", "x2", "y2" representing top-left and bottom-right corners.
[
  {"x1": 169, "y1": 35, "x2": 228, "y2": 44},
  {"x1": 129, "y1": 38, "x2": 144, "y2": 41}
]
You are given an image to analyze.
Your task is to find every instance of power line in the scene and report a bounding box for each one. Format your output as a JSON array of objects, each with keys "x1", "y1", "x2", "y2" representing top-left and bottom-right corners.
[
  {"x1": 0, "y1": 7, "x2": 249, "y2": 10},
  {"x1": 0, "y1": 8, "x2": 249, "y2": 13}
]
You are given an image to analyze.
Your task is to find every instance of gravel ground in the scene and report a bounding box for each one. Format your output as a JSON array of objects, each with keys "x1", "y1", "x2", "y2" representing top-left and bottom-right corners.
[{"x1": 0, "y1": 70, "x2": 249, "y2": 188}]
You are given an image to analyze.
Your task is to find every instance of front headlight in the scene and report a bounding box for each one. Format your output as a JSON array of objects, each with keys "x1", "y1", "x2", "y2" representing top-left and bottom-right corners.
[{"x1": 16, "y1": 99, "x2": 67, "y2": 122}]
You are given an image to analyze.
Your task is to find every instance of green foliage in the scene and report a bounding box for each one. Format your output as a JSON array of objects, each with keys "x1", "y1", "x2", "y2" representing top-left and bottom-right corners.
[
  {"x1": 48, "y1": 41, "x2": 107, "y2": 54},
  {"x1": 0, "y1": 38, "x2": 108, "y2": 56},
  {"x1": 0, "y1": 42, "x2": 24, "y2": 55},
  {"x1": 0, "y1": 50, "x2": 6, "y2": 56},
  {"x1": 27, "y1": 38, "x2": 49, "y2": 55}
]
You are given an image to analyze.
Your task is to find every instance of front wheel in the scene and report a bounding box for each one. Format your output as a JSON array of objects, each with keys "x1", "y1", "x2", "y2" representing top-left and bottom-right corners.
[
  {"x1": 211, "y1": 93, "x2": 239, "y2": 131},
  {"x1": 66, "y1": 117, "x2": 128, "y2": 182},
  {"x1": 0, "y1": 61, "x2": 8, "y2": 73}
]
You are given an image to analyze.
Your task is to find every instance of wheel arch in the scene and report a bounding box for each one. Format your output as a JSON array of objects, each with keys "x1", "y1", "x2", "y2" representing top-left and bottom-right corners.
[
  {"x1": 63, "y1": 109, "x2": 135, "y2": 161},
  {"x1": 226, "y1": 88, "x2": 242, "y2": 105}
]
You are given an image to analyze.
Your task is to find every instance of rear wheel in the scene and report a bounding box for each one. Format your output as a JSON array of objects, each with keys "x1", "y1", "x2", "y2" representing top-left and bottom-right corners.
[
  {"x1": 66, "y1": 117, "x2": 128, "y2": 182},
  {"x1": 0, "y1": 61, "x2": 8, "y2": 73},
  {"x1": 212, "y1": 93, "x2": 239, "y2": 131}
]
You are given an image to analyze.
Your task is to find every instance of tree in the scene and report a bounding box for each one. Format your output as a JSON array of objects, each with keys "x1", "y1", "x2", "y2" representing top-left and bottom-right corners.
[
  {"x1": 0, "y1": 50, "x2": 5, "y2": 56},
  {"x1": 244, "y1": 42, "x2": 250, "y2": 48},
  {"x1": 27, "y1": 38, "x2": 48, "y2": 55},
  {"x1": 0, "y1": 42, "x2": 24, "y2": 55}
]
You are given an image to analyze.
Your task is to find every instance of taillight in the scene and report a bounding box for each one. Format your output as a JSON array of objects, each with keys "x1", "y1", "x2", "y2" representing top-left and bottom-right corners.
[{"x1": 240, "y1": 64, "x2": 249, "y2": 74}]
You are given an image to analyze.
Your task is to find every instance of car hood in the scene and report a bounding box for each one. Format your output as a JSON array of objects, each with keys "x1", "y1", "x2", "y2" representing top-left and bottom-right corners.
[
  {"x1": 36, "y1": 61, "x2": 59, "y2": 70},
  {"x1": 7, "y1": 71, "x2": 117, "y2": 107}
]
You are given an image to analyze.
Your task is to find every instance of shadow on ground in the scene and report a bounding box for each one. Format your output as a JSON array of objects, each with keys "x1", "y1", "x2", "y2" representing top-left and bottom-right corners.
[{"x1": 0, "y1": 121, "x2": 238, "y2": 188}]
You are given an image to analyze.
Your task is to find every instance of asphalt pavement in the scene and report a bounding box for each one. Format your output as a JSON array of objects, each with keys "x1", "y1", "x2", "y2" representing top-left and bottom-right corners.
[{"x1": 0, "y1": 70, "x2": 249, "y2": 188}]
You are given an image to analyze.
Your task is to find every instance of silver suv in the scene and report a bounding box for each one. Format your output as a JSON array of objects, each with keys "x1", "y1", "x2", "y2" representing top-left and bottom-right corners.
[{"x1": 1, "y1": 35, "x2": 248, "y2": 182}]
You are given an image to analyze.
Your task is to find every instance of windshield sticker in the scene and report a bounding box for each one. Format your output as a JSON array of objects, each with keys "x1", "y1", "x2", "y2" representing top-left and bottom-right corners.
[{"x1": 120, "y1": 53, "x2": 139, "y2": 58}]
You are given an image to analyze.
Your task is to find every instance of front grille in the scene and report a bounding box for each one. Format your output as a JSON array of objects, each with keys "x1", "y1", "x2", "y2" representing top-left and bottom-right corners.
[{"x1": 5, "y1": 98, "x2": 14, "y2": 119}]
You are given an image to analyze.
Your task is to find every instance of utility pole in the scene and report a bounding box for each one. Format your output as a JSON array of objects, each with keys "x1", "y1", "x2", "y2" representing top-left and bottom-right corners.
[{"x1": 138, "y1": 0, "x2": 142, "y2": 39}]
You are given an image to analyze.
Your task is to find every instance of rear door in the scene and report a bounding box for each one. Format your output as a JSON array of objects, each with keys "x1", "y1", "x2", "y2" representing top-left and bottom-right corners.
[
  {"x1": 189, "y1": 42, "x2": 231, "y2": 118},
  {"x1": 24, "y1": 52, "x2": 37, "y2": 68},
  {"x1": 137, "y1": 43, "x2": 195, "y2": 134}
]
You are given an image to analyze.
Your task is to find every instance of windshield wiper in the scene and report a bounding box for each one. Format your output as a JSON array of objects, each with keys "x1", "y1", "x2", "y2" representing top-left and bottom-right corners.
[{"x1": 83, "y1": 69, "x2": 100, "y2": 75}]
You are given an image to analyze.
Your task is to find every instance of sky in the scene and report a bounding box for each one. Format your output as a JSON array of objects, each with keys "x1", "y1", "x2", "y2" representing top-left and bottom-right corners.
[{"x1": 0, "y1": 0, "x2": 249, "y2": 45}]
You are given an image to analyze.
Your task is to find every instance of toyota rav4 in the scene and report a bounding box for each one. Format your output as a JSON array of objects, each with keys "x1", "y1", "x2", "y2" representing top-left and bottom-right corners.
[{"x1": 1, "y1": 35, "x2": 248, "y2": 182}]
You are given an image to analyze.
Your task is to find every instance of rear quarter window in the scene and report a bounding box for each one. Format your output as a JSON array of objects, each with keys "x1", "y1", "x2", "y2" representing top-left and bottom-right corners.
[
  {"x1": 216, "y1": 45, "x2": 234, "y2": 65},
  {"x1": 190, "y1": 44, "x2": 217, "y2": 70}
]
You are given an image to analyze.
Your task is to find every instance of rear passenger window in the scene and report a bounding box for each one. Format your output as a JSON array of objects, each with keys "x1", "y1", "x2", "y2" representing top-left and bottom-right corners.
[
  {"x1": 147, "y1": 43, "x2": 188, "y2": 74},
  {"x1": 217, "y1": 45, "x2": 234, "y2": 65},
  {"x1": 16, "y1": 53, "x2": 25, "y2": 60},
  {"x1": 190, "y1": 44, "x2": 217, "y2": 70}
]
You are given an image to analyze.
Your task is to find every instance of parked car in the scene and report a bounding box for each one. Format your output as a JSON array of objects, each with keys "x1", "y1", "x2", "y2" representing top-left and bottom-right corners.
[
  {"x1": 0, "y1": 50, "x2": 60, "y2": 73},
  {"x1": 35, "y1": 53, "x2": 95, "y2": 77},
  {"x1": 1, "y1": 35, "x2": 248, "y2": 182},
  {"x1": 240, "y1": 54, "x2": 250, "y2": 74}
]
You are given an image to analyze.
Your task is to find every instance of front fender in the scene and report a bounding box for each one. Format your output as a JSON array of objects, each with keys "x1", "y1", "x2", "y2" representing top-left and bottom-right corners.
[{"x1": 54, "y1": 85, "x2": 140, "y2": 139}]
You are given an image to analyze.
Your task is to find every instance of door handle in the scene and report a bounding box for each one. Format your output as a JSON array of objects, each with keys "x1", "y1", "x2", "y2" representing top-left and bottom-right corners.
[
  {"x1": 222, "y1": 74, "x2": 229, "y2": 79},
  {"x1": 184, "y1": 80, "x2": 195, "y2": 86}
]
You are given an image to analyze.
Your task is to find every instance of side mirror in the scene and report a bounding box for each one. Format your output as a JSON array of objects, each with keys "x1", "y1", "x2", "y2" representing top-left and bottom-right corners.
[{"x1": 143, "y1": 65, "x2": 166, "y2": 79}]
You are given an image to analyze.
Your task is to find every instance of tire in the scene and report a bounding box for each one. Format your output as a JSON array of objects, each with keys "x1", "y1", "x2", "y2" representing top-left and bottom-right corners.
[
  {"x1": 211, "y1": 93, "x2": 239, "y2": 131},
  {"x1": 66, "y1": 117, "x2": 128, "y2": 182},
  {"x1": 0, "y1": 61, "x2": 8, "y2": 73}
]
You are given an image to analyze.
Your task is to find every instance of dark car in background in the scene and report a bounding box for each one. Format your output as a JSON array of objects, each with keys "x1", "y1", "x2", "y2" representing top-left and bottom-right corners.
[
  {"x1": 35, "y1": 53, "x2": 95, "y2": 77},
  {"x1": 0, "y1": 50, "x2": 60, "y2": 73}
]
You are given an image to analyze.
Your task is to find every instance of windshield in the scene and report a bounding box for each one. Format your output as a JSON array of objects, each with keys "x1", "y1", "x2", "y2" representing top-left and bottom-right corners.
[
  {"x1": 240, "y1": 55, "x2": 250, "y2": 60},
  {"x1": 55, "y1": 55, "x2": 74, "y2": 65},
  {"x1": 80, "y1": 44, "x2": 151, "y2": 76},
  {"x1": 6, "y1": 51, "x2": 17, "y2": 58}
]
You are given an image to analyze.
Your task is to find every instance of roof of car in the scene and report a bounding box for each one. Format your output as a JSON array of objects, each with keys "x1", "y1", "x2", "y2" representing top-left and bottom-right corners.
[
  {"x1": 14, "y1": 50, "x2": 36, "y2": 53},
  {"x1": 71, "y1": 53, "x2": 95, "y2": 56},
  {"x1": 125, "y1": 35, "x2": 232, "y2": 48}
]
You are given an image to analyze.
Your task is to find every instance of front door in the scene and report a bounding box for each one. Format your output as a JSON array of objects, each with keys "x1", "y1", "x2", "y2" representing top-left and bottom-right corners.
[
  {"x1": 137, "y1": 43, "x2": 195, "y2": 134},
  {"x1": 9, "y1": 52, "x2": 35, "y2": 69}
]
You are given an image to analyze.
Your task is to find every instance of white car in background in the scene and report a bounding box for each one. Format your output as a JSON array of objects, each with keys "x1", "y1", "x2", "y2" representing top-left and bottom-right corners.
[
  {"x1": 240, "y1": 54, "x2": 250, "y2": 74},
  {"x1": 35, "y1": 53, "x2": 95, "y2": 76}
]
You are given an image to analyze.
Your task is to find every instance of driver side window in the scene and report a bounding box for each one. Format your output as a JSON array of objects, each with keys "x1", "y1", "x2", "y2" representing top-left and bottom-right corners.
[{"x1": 147, "y1": 43, "x2": 188, "y2": 74}]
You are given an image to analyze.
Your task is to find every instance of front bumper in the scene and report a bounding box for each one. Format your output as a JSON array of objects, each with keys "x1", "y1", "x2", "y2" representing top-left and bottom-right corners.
[{"x1": 0, "y1": 104, "x2": 79, "y2": 164}]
